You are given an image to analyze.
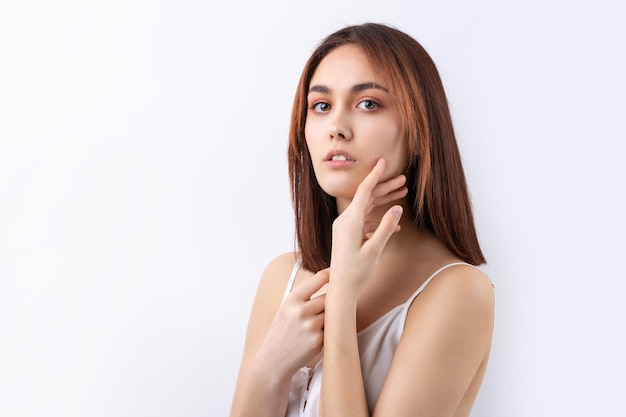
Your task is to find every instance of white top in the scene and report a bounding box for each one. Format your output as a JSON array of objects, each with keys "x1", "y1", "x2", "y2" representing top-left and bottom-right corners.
[{"x1": 283, "y1": 260, "x2": 472, "y2": 417}]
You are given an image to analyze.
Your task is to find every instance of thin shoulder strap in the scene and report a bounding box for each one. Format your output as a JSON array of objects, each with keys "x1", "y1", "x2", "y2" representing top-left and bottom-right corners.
[
  {"x1": 404, "y1": 262, "x2": 476, "y2": 308},
  {"x1": 281, "y1": 256, "x2": 302, "y2": 304},
  {"x1": 397, "y1": 262, "x2": 477, "y2": 333}
]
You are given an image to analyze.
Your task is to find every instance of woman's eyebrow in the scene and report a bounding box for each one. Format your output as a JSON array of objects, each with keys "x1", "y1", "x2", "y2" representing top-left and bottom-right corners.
[
  {"x1": 352, "y1": 82, "x2": 388, "y2": 93},
  {"x1": 308, "y1": 85, "x2": 330, "y2": 94},
  {"x1": 308, "y1": 82, "x2": 389, "y2": 94}
]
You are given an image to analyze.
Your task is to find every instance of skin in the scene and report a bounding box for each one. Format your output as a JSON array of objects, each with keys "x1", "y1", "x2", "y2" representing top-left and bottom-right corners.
[
  {"x1": 230, "y1": 45, "x2": 494, "y2": 417},
  {"x1": 304, "y1": 44, "x2": 408, "y2": 208}
]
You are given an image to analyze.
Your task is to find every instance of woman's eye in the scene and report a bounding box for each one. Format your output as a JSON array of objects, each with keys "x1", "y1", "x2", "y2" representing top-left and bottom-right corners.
[
  {"x1": 358, "y1": 100, "x2": 379, "y2": 110},
  {"x1": 312, "y1": 102, "x2": 331, "y2": 112}
]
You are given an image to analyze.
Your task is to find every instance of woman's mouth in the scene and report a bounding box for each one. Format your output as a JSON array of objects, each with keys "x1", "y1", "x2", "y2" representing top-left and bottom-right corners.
[{"x1": 324, "y1": 150, "x2": 356, "y2": 167}]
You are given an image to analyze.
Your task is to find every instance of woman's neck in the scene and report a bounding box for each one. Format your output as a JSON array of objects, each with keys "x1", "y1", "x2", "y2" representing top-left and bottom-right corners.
[
  {"x1": 336, "y1": 195, "x2": 418, "y2": 249},
  {"x1": 335, "y1": 195, "x2": 456, "y2": 265}
]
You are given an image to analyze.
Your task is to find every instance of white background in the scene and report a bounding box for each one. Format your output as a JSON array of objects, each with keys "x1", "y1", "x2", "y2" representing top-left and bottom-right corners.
[{"x1": 1, "y1": 1, "x2": 625, "y2": 416}]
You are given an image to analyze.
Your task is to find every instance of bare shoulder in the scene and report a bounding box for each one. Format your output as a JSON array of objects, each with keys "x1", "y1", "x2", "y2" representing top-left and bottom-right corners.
[
  {"x1": 418, "y1": 264, "x2": 494, "y2": 311},
  {"x1": 404, "y1": 262, "x2": 495, "y2": 348},
  {"x1": 373, "y1": 264, "x2": 494, "y2": 415},
  {"x1": 240, "y1": 252, "x2": 300, "y2": 353},
  {"x1": 231, "y1": 252, "x2": 301, "y2": 408},
  {"x1": 255, "y1": 251, "x2": 301, "y2": 305}
]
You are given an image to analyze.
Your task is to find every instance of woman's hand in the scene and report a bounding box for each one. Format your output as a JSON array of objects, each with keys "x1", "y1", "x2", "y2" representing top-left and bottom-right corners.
[
  {"x1": 329, "y1": 158, "x2": 407, "y2": 297},
  {"x1": 319, "y1": 158, "x2": 407, "y2": 417},
  {"x1": 255, "y1": 268, "x2": 329, "y2": 378}
]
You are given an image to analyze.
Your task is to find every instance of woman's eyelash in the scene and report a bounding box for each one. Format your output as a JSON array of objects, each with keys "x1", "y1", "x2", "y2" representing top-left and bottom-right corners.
[
  {"x1": 311, "y1": 102, "x2": 331, "y2": 112},
  {"x1": 310, "y1": 99, "x2": 380, "y2": 112},
  {"x1": 357, "y1": 99, "x2": 380, "y2": 110}
]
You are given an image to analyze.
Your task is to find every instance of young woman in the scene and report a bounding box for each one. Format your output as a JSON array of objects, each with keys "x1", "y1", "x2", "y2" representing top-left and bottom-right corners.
[{"x1": 230, "y1": 23, "x2": 494, "y2": 417}]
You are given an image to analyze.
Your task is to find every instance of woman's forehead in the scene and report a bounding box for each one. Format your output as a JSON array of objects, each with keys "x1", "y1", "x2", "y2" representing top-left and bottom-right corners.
[{"x1": 310, "y1": 45, "x2": 384, "y2": 88}]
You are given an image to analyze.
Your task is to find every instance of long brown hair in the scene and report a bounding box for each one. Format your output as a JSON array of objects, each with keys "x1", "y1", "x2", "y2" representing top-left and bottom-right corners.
[{"x1": 288, "y1": 23, "x2": 485, "y2": 271}]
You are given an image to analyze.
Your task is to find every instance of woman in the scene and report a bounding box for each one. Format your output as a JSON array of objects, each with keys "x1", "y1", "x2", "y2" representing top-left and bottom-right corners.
[{"x1": 230, "y1": 23, "x2": 494, "y2": 417}]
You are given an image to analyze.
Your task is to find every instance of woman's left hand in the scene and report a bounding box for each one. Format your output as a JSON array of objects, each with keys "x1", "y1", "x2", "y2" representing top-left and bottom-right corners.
[{"x1": 328, "y1": 158, "x2": 406, "y2": 297}]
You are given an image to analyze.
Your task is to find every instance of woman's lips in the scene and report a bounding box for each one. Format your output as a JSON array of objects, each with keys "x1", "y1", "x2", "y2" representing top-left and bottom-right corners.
[{"x1": 324, "y1": 150, "x2": 356, "y2": 168}]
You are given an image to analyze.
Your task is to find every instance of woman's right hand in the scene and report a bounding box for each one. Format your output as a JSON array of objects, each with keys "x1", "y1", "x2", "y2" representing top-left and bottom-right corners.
[{"x1": 255, "y1": 268, "x2": 329, "y2": 378}]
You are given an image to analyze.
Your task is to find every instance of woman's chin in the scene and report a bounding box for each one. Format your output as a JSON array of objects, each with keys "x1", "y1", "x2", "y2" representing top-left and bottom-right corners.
[{"x1": 320, "y1": 183, "x2": 358, "y2": 200}]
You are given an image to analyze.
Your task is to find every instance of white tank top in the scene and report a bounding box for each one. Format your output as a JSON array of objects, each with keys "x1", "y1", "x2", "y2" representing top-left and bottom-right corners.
[{"x1": 283, "y1": 259, "x2": 472, "y2": 417}]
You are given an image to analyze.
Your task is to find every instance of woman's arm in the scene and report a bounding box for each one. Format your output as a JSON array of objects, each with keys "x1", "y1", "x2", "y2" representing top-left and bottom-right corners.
[
  {"x1": 322, "y1": 268, "x2": 493, "y2": 417},
  {"x1": 230, "y1": 253, "x2": 329, "y2": 417},
  {"x1": 373, "y1": 266, "x2": 494, "y2": 417},
  {"x1": 321, "y1": 159, "x2": 406, "y2": 417},
  {"x1": 319, "y1": 159, "x2": 494, "y2": 417}
]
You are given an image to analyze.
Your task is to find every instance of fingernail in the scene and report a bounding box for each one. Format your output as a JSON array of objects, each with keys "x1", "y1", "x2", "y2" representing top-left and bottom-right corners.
[{"x1": 392, "y1": 206, "x2": 403, "y2": 218}]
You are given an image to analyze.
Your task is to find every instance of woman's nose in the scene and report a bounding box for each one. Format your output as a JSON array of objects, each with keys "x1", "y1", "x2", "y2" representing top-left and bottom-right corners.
[{"x1": 328, "y1": 115, "x2": 352, "y2": 141}]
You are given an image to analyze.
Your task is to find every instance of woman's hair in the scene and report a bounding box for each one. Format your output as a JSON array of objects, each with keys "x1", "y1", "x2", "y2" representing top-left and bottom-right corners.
[{"x1": 288, "y1": 23, "x2": 485, "y2": 271}]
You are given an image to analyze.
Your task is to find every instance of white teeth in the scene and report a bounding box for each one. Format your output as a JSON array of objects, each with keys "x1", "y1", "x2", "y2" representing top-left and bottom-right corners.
[{"x1": 331, "y1": 155, "x2": 348, "y2": 161}]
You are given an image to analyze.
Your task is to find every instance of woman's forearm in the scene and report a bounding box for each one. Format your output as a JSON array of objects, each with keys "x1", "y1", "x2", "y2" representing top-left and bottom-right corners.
[
  {"x1": 320, "y1": 293, "x2": 369, "y2": 417},
  {"x1": 230, "y1": 357, "x2": 291, "y2": 417}
]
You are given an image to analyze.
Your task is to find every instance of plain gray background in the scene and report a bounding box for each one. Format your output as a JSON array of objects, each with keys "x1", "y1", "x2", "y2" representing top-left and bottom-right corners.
[{"x1": 1, "y1": 1, "x2": 625, "y2": 416}]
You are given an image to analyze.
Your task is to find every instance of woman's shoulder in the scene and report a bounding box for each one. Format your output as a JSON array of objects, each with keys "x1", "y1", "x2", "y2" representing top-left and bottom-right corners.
[
  {"x1": 243, "y1": 252, "x2": 302, "y2": 336},
  {"x1": 254, "y1": 252, "x2": 301, "y2": 303},
  {"x1": 260, "y1": 251, "x2": 301, "y2": 282},
  {"x1": 407, "y1": 262, "x2": 494, "y2": 329},
  {"x1": 375, "y1": 263, "x2": 494, "y2": 413},
  {"x1": 421, "y1": 263, "x2": 493, "y2": 306}
]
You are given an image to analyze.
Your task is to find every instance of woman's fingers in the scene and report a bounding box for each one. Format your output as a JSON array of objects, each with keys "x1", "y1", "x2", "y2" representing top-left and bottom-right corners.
[
  {"x1": 371, "y1": 186, "x2": 408, "y2": 210},
  {"x1": 353, "y1": 159, "x2": 407, "y2": 216},
  {"x1": 351, "y1": 158, "x2": 386, "y2": 210},
  {"x1": 371, "y1": 174, "x2": 406, "y2": 201},
  {"x1": 310, "y1": 282, "x2": 329, "y2": 299},
  {"x1": 291, "y1": 268, "x2": 330, "y2": 302},
  {"x1": 364, "y1": 205, "x2": 403, "y2": 254},
  {"x1": 363, "y1": 221, "x2": 400, "y2": 239},
  {"x1": 303, "y1": 293, "x2": 326, "y2": 315}
]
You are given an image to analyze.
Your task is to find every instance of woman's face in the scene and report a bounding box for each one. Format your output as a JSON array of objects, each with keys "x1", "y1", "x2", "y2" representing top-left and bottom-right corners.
[{"x1": 304, "y1": 44, "x2": 407, "y2": 201}]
